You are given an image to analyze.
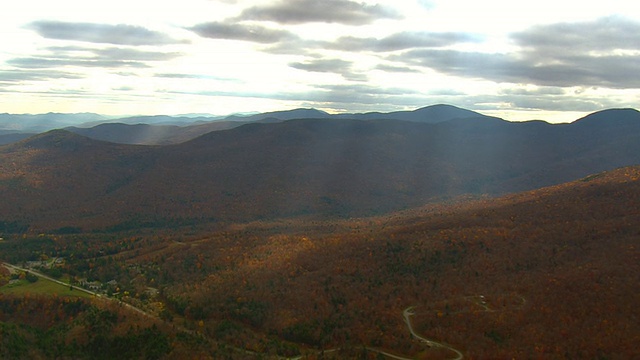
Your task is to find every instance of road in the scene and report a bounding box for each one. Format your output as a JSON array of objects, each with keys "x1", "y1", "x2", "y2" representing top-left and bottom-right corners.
[
  {"x1": 352, "y1": 306, "x2": 467, "y2": 360},
  {"x1": 403, "y1": 306, "x2": 464, "y2": 360},
  {"x1": 2, "y1": 262, "x2": 160, "y2": 320},
  {"x1": 2, "y1": 262, "x2": 99, "y2": 297}
]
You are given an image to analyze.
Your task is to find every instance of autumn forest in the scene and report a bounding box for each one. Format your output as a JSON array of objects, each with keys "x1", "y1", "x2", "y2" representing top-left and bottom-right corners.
[{"x1": 0, "y1": 106, "x2": 639, "y2": 359}]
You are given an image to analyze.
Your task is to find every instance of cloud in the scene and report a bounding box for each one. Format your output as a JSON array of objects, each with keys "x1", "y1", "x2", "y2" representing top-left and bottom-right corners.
[
  {"x1": 394, "y1": 49, "x2": 520, "y2": 79},
  {"x1": 394, "y1": 17, "x2": 640, "y2": 89},
  {"x1": 7, "y1": 46, "x2": 182, "y2": 69},
  {"x1": 499, "y1": 86, "x2": 567, "y2": 96},
  {"x1": 0, "y1": 69, "x2": 84, "y2": 83},
  {"x1": 374, "y1": 63, "x2": 420, "y2": 73},
  {"x1": 305, "y1": 83, "x2": 427, "y2": 107},
  {"x1": 289, "y1": 58, "x2": 368, "y2": 81},
  {"x1": 425, "y1": 88, "x2": 467, "y2": 96},
  {"x1": 155, "y1": 73, "x2": 202, "y2": 79},
  {"x1": 506, "y1": 96, "x2": 605, "y2": 112},
  {"x1": 8, "y1": 57, "x2": 150, "y2": 69},
  {"x1": 90, "y1": 47, "x2": 182, "y2": 62},
  {"x1": 331, "y1": 31, "x2": 483, "y2": 52},
  {"x1": 189, "y1": 22, "x2": 295, "y2": 43},
  {"x1": 28, "y1": 20, "x2": 188, "y2": 46},
  {"x1": 315, "y1": 83, "x2": 421, "y2": 96},
  {"x1": 508, "y1": 16, "x2": 640, "y2": 88},
  {"x1": 262, "y1": 30, "x2": 481, "y2": 60},
  {"x1": 290, "y1": 58, "x2": 353, "y2": 73},
  {"x1": 431, "y1": 90, "x2": 626, "y2": 114},
  {"x1": 512, "y1": 15, "x2": 640, "y2": 53},
  {"x1": 239, "y1": 0, "x2": 402, "y2": 25},
  {"x1": 154, "y1": 73, "x2": 238, "y2": 82},
  {"x1": 261, "y1": 38, "x2": 321, "y2": 55},
  {"x1": 168, "y1": 82, "x2": 426, "y2": 110}
]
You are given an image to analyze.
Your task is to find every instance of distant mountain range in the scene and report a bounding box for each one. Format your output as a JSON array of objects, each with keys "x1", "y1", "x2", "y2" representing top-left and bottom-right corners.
[
  {"x1": 9, "y1": 104, "x2": 638, "y2": 146},
  {"x1": 0, "y1": 105, "x2": 639, "y2": 232},
  {"x1": 0, "y1": 112, "x2": 110, "y2": 132},
  {"x1": 64, "y1": 121, "x2": 248, "y2": 146},
  {"x1": 1, "y1": 105, "x2": 490, "y2": 145}
]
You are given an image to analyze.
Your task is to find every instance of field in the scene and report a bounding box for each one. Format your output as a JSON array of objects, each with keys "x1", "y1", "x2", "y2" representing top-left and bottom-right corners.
[{"x1": 0, "y1": 276, "x2": 92, "y2": 299}]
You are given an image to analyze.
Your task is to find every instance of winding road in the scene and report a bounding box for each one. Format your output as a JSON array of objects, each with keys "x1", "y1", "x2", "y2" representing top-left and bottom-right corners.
[{"x1": 401, "y1": 306, "x2": 464, "y2": 360}]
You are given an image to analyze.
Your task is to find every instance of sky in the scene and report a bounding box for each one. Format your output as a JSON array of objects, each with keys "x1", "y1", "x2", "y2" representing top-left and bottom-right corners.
[{"x1": 1, "y1": 0, "x2": 639, "y2": 123}]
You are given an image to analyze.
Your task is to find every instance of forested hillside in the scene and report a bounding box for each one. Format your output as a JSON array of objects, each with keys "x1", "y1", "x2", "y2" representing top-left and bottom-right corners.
[
  {"x1": 1, "y1": 166, "x2": 638, "y2": 358},
  {"x1": 0, "y1": 108, "x2": 639, "y2": 232}
]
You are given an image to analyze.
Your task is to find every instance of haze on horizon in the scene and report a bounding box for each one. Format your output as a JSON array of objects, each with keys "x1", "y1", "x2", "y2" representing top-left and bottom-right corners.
[{"x1": 1, "y1": 0, "x2": 639, "y2": 123}]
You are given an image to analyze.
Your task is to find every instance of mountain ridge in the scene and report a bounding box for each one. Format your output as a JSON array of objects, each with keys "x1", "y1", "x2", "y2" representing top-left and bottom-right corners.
[
  {"x1": 2, "y1": 110, "x2": 640, "y2": 231},
  {"x1": 573, "y1": 108, "x2": 640, "y2": 126},
  {"x1": 58, "y1": 104, "x2": 492, "y2": 145},
  {"x1": 2, "y1": 105, "x2": 639, "y2": 146}
]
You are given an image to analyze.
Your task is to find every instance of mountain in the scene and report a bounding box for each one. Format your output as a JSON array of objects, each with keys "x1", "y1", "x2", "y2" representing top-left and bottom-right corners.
[
  {"x1": 333, "y1": 104, "x2": 486, "y2": 122},
  {"x1": 1, "y1": 108, "x2": 639, "y2": 358},
  {"x1": 572, "y1": 108, "x2": 640, "y2": 127},
  {"x1": 1, "y1": 108, "x2": 639, "y2": 231},
  {"x1": 225, "y1": 104, "x2": 486, "y2": 123},
  {"x1": 66, "y1": 123, "x2": 181, "y2": 145},
  {"x1": 0, "y1": 112, "x2": 109, "y2": 132},
  {"x1": 2, "y1": 105, "x2": 636, "y2": 146},
  {"x1": 224, "y1": 108, "x2": 331, "y2": 122},
  {"x1": 79, "y1": 115, "x2": 217, "y2": 127},
  {"x1": 62, "y1": 105, "x2": 492, "y2": 145},
  {"x1": 66, "y1": 121, "x2": 250, "y2": 145},
  {"x1": 0, "y1": 105, "x2": 558, "y2": 146},
  {"x1": 0, "y1": 132, "x2": 35, "y2": 145}
]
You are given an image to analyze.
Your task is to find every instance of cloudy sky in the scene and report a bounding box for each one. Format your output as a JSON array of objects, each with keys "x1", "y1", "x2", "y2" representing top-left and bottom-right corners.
[{"x1": 1, "y1": 0, "x2": 639, "y2": 122}]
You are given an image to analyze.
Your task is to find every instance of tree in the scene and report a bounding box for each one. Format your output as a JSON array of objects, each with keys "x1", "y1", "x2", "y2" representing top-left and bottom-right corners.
[{"x1": 25, "y1": 272, "x2": 38, "y2": 283}]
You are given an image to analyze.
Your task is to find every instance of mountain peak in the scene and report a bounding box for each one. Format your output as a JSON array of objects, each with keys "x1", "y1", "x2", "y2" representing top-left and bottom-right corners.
[
  {"x1": 573, "y1": 108, "x2": 640, "y2": 126},
  {"x1": 15, "y1": 129, "x2": 97, "y2": 150},
  {"x1": 375, "y1": 104, "x2": 488, "y2": 124},
  {"x1": 226, "y1": 108, "x2": 331, "y2": 123},
  {"x1": 412, "y1": 104, "x2": 483, "y2": 116}
]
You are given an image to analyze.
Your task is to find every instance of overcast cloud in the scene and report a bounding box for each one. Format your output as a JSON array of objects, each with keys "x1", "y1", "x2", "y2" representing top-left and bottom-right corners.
[
  {"x1": 394, "y1": 16, "x2": 640, "y2": 89},
  {"x1": 330, "y1": 31, "x2": 483, "y2": 52},
  {"x1": 7, "y1": 46, "x2": 182, "y2": 69},
  {"x1": 512, "y1": 16, "x2": 640, "y2": 52},
  {"x1": 8, "y1": 57, "x2": 150, "y2": 69},
  {"x1": 238, "y1": 0, "x2": 402, "y2": 25},
  {"x1": 0, "y1": 69, "x2": 84, "y2": 83},
  {"x1": 189, "y1": 21, "x2": 296, "y2": 43},
  {"x1": 28, "y1": 20, "x2": 188, "y2": 46},
  {"x1": 290, "y1": 58, "x2": 369, "y2": 81}
]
